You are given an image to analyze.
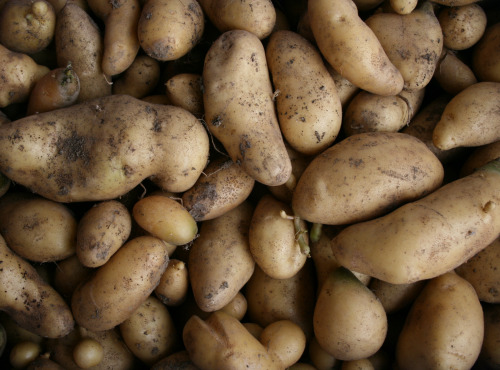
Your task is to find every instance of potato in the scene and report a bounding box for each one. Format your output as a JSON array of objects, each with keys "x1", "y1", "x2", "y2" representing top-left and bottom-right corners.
[
  {"x1": 432, "y1": 82, "x2": 500, "y2": 150},
  {"x1": 438, "y1": 3, "x2": 487, "y2": 50},
  {"x1": 138, "y1": 0, "x2": 204, "y2": 62},
  {"x1": 0, "y1": 192, "x2": 76, "y2": 263},
  {"x1": 0, "y1": 94, "x2": 210, "y2": 202},
  {"x1": 259, "y1": 320, "x2": 306, "y2": 369},
  {"x1": 119, "y1": 296, "x2": 178, "y2": 365},
  {"x1": 326, "y1": 64, "x2": 359, "y2": 109},
  {"x1": 76, "y1": 200, "x2": 131, "y2": 268},
  {"x1": 308, "y1": 336, "x2": 340, "y2": 370},
  {"x1": 181, "y1": 155, "x2": 255, "y2": 221},
  {"x1": 369, "y1": 279, "x2": 426, "y2": 314},
  {"x1": 26, "y1": 356, "x2": 66, "y2": 369},
  {"x1": 331, "y1": 158, "x2": 500, "y2": 284},
  {"x1": 433, "y1": 48, "x2": 478, "y2": 95},
  {"x1": 313, "y1": 267, "x2": 387, "y2": 361},
  {"x1": 473, "y1": 22, "x2": 500, "y2": 82},
  {"x1": 292, "y1": 132, "x2": 444, "y2": 225},
  {"x1": 478, "y1": 303, "x2": 500, "y2": 369},
  {"x1": 395, "y1": 272, "x2": 484, "y2": 369},
  {"x1": 165, "y1": 73, "x2": 204, "y2": 118},
  {"x1": 203, "y1": 29, "x2": 292, "y2": 186},
  {"x1": 308, "y1": 0, "x2": 404, "y2": 96},
  {"x1": 460, "y1": 140, "x2": 500, "y2": 176},
  {"x1": 343, "y1": 88, "x2": 425, "y2": 136},
  {"x1": 389, "y1": 0, "x2": 418, "y2": 14},
  {"x1": 365, "y1": 1, "x2": 443, "y2": 91},
  {"x1": 0, "y1": 0, "x2": 56, "y2": 54},
  {"x1": 266, "y1": 30, "x2": 342, "y2": 155},
  {"x1": 9, "y1": 341, "x2": 42, "y2": 369},
  {"x1": 0, "y1": 234, "x2": 74, "y2": 338},
  {"x1": 218, "y1": 291, "x2": 247, "y2": 321},
  {"x1": 455, "y1": 237, "x2": 500, "y2": 303},
  {"x1": 72, "y1": 337, "x2": 104, "y2": 368},
  {"x1": 150, "y1": 350, "x2": 198, "y2": 370},
  {"x1": 52, "y1": 254, "x2": 92, "y2": 298},
  {"x1": 112, "y1": 54, "x2": 160, "y2": 98},
  {"x1": 55, "y1": 3, "x2": 112, "y2": 102},
  {"x1": 0, "y1": 44, "x2": 49, "y2": 108},
  {"x1": 188, "y1": 201, "x2": 255, "y2": 312},
  {"x1": 341, "y1": 359, "x2": 375, "y2": 370},
  {"x1": 154, "y1": 259, "x2": 189, "y2": 306},
  {"x1": 71, "y1": 235, "x2": 169, "y2": 331},
  {"x1": 197, "y1": 0, "x2": 276, "y2": 39}
]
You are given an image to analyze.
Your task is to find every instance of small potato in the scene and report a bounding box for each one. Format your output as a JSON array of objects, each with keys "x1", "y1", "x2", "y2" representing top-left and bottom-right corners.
[
  {"x1": 182, "y1": 155, "x2": 255, "y2": 221},
  {"x1": 133, "y1": 195, "x2": 198, "y2": 246},
  {"x1": 472, "y1": 22, "x2": 500, "y2": 83},
  {"x1": 119, "y1": 296, "x2": 178, "y2": 365},
  {"x1": 438, "y1": 3, "x2": 487, "y2": 50},
  {"x1": 266, "y1": 30, "x2": 342, "y2": 155},
  {"x1": 396, "y1": 272, "x2": 484, "y2": 369},
  {"x1": 165, "y1": 73, "x2": 204, "y2": 117},
  {"x1": 308, "y1": 0, "x2": 404, "y2": 96},
  {"x1": 433, "y1": 48, "x2": 478, "y2": 95},
  {"x1": 309, "y1": 336, "x2": 341, "y2": 370},
  {"x1": 455, "y1": 237, "x2": 500, "y2": 303},
  {"x1": 0, "y1": 0, "x2": 56, "y2": 54},
  {"x1": 432, "y1": 82, "x2": 500, "y2": 150},
  {"x1": 313, "y1": 267, "x2": 387, "y2": 361},
  {"x1": 53, "y1": 254, "x2": 92, "y2": 298},
  {"x1": 72, "y1": 338, "x2": 104, "y2": 368},
  {"x1": 71, "y1": 236, "x2": 169, "y2": 331},
  {"x1": 112, "y1": 55, "x2": 161, "y2": 98},
  {"x1": 9, "y1": 341, "x2": 42, "y2": 369},
  {"x1": 138, "y1": 0, "x2": 204, "y2": 62},
  {"x1": 249, "y1": 194, "x2": 308, "y2": 279},
  {"x1": 326, "y1": 64, "x2": 359, "y2": 109},
  {"x1": 292, "y1": 132, "x2": 444, "y2": 225},
  {"x1": 76, "y1": 200, "x2": 132, "y2": 268},
  {"x1": 198, "y1": 0, "x2": 276, "y2": 39},
  {"x1": 341, "y1": 359, "x2": 375, "y2": 370},
  {"x1": 218, "y1": 291, "x2": 247, "y2": 321},
  {"x1": 369, "y1": 279, "x2": 426, "y2": 314},
  {"x1": 259, "y1": 320, "x2": 306, "y2": 368},
  {"x1": 389, "y1": 0, "x2": 418, "y2": 14},
  {"x1": 154, "y1": 259, "x2": 189, "y2": 306},
  {"x1": 0, "y1": 193, "x2": 77, "y2": 263}
]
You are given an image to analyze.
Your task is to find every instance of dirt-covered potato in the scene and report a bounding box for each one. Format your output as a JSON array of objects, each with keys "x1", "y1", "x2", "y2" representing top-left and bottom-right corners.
[
  {"x1": 154, "y1": 259, "x2": 189, "y2": 307},
  {"x1": 165, "y1": 73, "x2": 204, "y2": 118},
  {"x1": 112, "y1": 54, "x2": 160, "y2": 98},
  {"x1": 438, "y1": 3, "x2": 487, "y2": 50}
]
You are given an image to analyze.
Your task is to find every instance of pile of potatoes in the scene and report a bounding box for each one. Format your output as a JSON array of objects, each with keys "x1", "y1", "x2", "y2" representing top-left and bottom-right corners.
[{"x1": 0, "y1": 0, "x2": 499, "y2": 368}]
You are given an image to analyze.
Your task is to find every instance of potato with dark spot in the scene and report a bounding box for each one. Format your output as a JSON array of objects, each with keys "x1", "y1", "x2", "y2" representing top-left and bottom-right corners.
[
  {"x1": 154, "y1": 259, "x2": 189, "y2": 307},
  {"x1": 165, "y1": 73, "x2": 204, "y2": 118}
]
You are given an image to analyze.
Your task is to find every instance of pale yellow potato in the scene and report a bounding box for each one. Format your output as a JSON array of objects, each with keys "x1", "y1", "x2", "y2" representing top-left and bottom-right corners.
[
  {"x1": 432, "y1": 82, "x2": 500, "y2": 150},
  {"x1": 389, "y1": 0, "x2": 418, "y2": 14},
  {"x1": 119, "y1": 296, "x2": 178, "y2": 365},
  {"x1": 308, "y1": 0, "x2": 404, "y2": 96},
  {"x1": 188, "y1": 201, "x2": 255, "y2": 312},
  {"x1": 71, "y1": 236, "x2": 169, "y2": 331},
  {"x1": 0, "y1": 44, "x2": 49, "y2": 108},
  {"x1": 0, "y1": 0, "x2": 56, "y2": 54},
  {"x1": 52, "y1": 254, "x2": 92, "y2": 298},
  {"x1": 0, "y1": 95, "x2": 209, "y2": 202},
  {"x1": 0, "y1": 234, "x2": 74, "y2": 338},
  {"x1": 460, "y1": 140, "x2": 500, "y2": 176},
  {"x1": 132, "y1": 195, "x2": 198, "y2": 246},
  {"x1": 181, "y1": 155, "x2": 255, "y2": 221},
  {"x1": 473, "y1": 23, "x2": 500, "y2": 82},
  {"x1": 438, "y1": 3, "x2": 487, "y2": 50},
  {"x1": 478, "y1": 304, "x2": 500, "y2": 369},
  {"x1": 455, "y1": 237, "x2": 500, "y2": 303},
  {"x1": 292, "y1": 132, "x2": 444, "y2": 225},
  {"x1": 0, "y1": 192, "x2": 76, "y2": 263},
  {"x1": 366, "y1": 2, "x2": 443, "y2": 91},
  {"x1": 112, "y1": 55, "x2": 160, "y2": 98},
  {"x1": 341, "y1": 359, "x2": 375, "y2": 370},
  {"x1": 343, "y1": 88, "x2": 425, "y2": 136},
  {"x1": 218, "y1": 291, "x2": 247, "y2": 321},
  {"x1": 203, "y1": 30, "x2": 292, "y2": 186},
  {"x1": 313, "y1": 267, "x2": 387, "y2": 361},
  {"x1": 396, "y1": 272, "x2": 484, "y2": 369},
  {"x1": 165, "y1": 73, "x2": 204, "y2": 117},
  {"x1": 138, "y1": 0, "x2": 204, "y2": 62},
  {"x1": 266, "y1": 30, "x2": 342, "y2": 155},
  {"x1": 331, "y1": 158, "x2": 500, "y2": 284},
  {"x1": 259, "y1": 320, "x2": 306, "y2": 368},
  {"x1": 197, "y1": 0, "x2": 276, "y2": 39},
  {"x1": 309, "y1": 336, "x2": 340, "y2": 370},
  {"x1": 249, "y1": 194, "x2": 308, "y2": 279},
  {"x1": 55, "y1": 3, "x2": 112, "y2": 102},
  {"x1": 433, "y1": 48, "x2": 478, "y2": 95},
  {"x1": 154, "y1": 259, "x2": 189, "y2": 306},
  {"x1": 76, "y1": 200, "x2": 131, "y2": 268}
]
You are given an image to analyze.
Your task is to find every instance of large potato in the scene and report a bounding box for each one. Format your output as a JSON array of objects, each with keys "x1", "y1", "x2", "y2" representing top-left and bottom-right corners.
[
  {"x1": 292, "y1": 132, "x2": 444, "y2": 225},
  {"x1": 0, "y1": 94, "x2": 209, "y2": 202},
  {"x1": 203, "y1": 29, "x2": 292, "y2": 186}
]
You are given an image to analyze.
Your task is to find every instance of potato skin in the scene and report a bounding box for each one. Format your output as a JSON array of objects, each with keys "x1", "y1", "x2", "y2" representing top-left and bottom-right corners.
[
  {"x1": 203, "y1": 29, "x2": 292, "y2": 186},
  {"x1": 292, "y1": 132, "x2": 444, "y2": 225},
  {"x1": 473, "y1": 23, "x2": 500, "y2": 83},
  {"x1": 396, "y1": 272, "x2": 484, "y2": 369},
  {"x1": 71, "y1": 236, "x2": 169, "y2": 331},
  {"x1": 0, "y1": 94, "x2": 209, "y2": 202}
]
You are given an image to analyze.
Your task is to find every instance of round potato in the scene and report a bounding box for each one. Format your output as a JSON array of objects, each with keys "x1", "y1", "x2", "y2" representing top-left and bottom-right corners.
[
  {"x1": 438, "y1": 3, "x2": 487, "y2": 50},
  {"x1": 112, "y1": 55, "x2": 160, "y2": 98}
]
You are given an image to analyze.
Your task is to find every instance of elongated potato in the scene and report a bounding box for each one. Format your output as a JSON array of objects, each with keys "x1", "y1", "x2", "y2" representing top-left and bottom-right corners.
[
  {"x1": 331, "y1": 158, "x2": 500, "y2": 284},
  {"x1": 266, "y1": 30, "x2": 342, "y2": 155},
  {"x1": 0, "y1": 94, "x2": 209, "y2": 202},
  {"x1": 0, "y1": 234, "x2": 74, "y2": 338},
  {"x1": 203, "y1": 30, "x2": 292, "y2": 186},
  {"x1": 473, "y1": 22, "x2": 500, "y2": 83},
  {"x1": 71, "y1": 236, "x2": 169, "y2": 331},
  {"x1": 292, "y1": 132, "x2": 444, "y2": 225},
  {"x1": 432, "y1": 82, "x2": 500, "y2": 150},
  {"x1": 308, "y1": 0, "x2": 404, "y2": 96}
]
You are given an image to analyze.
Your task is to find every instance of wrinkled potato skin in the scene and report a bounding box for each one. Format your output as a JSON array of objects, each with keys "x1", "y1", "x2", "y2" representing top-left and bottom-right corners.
[
  {"x1": 203, "y1": 30, "x2": 292, "y2": 186},
  {"x1": 0, "y1": 234, "x2": 74, "y2": 338},
  {"x1": 71, "y1": 236, "x2": 169, "y2": 331},
  {"x1": 0, "y1": 193, "x2": 77, "y2": 262},
  {"x1": 396, "y1": 272, "x2": 484, "y2": 369},
  {"x1": 266, "y1": 30, "x2": 342, "y2": 155},
  {"x1": 76, "y1": 200, "x2": 131, "y2": 268},
  {"x1": 292, "y1": 132, "x2": 444, "y2": 225},
  {"x1": 0, "y1": 95, "x2": 209, "y2": 202},
  {"x1": 308, "y1": 0, "x2": 404, "y2": 96}
]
